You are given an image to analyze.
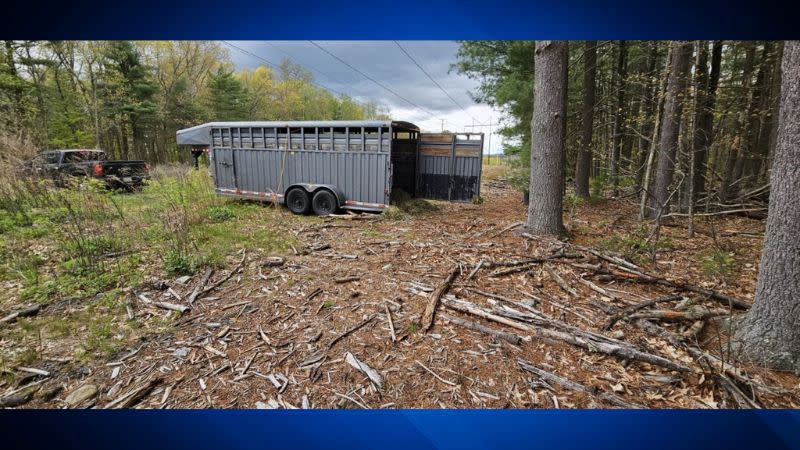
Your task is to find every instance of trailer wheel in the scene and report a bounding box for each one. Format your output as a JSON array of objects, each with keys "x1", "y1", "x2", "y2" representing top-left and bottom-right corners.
[
  {"x1": 312, "y1": 190, "x2": 338, "y2": 216},
  {"x1": 286, "y1": 188, "x2": 311, "y2": 215}
]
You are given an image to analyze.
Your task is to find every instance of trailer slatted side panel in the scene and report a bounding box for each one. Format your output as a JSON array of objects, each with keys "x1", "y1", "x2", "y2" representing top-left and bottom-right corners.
[{"x1": 416, "y1": 133, "x2": 484, "y2": 202}]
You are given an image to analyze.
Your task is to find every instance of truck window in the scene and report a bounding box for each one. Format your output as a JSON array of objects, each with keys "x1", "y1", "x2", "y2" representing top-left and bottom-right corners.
[{"x1": 42, "y1": 153, "x2": 60, "y2": 164}]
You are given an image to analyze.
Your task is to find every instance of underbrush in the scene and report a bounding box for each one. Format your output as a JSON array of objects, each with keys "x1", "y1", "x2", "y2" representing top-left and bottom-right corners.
[
  {"x1": 597, "y1": 224, "x2": 675, "y2": 265},
  {"x1": 0, "y1": 165, "x2": 293, "y2": 364}
]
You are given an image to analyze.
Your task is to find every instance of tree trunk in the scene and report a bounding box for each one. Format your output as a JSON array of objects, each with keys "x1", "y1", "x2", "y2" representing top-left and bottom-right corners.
[
  {"x1": 633, "y1": 42, "x2": 660, "y2": 194},
  {"x1": 575, "y1": 41, "x2": 597, "y2": 199},
  {"x1": 646, "y1": 41, "x2": 692, "y2": 218},
  {"x1": 692, "y1": 40, "x2": 723, "y2": 199},
  {"x1": 746, "y1": 42, "x2": 778, "y2": 186},
  {"x1": 527, "y1": 41, "x2": 568, "y2": 236},
  {"x1": 720, "y1": 42, "x2": 756, "y2": 202},
  {"x1": 610, "y1": 41, "x2": 628, "y2": 197},
  {"x1": 736, "y1": 41, "x2": 800, "y2": 373}
]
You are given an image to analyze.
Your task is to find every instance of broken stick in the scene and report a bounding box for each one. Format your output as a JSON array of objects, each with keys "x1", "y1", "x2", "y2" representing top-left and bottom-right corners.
[{"x1": 421, "y1": 264, "x2": 460, "y2": 332}]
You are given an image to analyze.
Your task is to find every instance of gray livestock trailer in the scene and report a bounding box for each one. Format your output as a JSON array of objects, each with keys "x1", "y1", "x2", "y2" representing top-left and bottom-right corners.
[{"x1": 176, "y1": 121, "x2": 483, "y2": 215}]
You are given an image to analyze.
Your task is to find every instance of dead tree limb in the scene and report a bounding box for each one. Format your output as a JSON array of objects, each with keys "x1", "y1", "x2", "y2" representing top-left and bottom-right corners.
[
  {"x1": 603, "y1": 294, "x2": 683, "y2": 330},
  {"x1": 187, "y1": 268, "x2": 214, "y2": 304},
  {"x1": 628, "y1": 308, "x2": 729, "y2": 322},
  {"x1": 518, "y1": 358, "x2": 644, "y2": 408},
  {"x1": 439, "y1": 312, "x2": 523, "y2": 345},
  {"x1": 421, "y1": 264, "x2": 460, "y2": 332}
]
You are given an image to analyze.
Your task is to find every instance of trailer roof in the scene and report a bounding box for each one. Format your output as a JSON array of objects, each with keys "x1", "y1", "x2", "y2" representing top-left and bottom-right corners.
[{"x1": 176, "y1": 120, "x2": 419, "y2": 146}]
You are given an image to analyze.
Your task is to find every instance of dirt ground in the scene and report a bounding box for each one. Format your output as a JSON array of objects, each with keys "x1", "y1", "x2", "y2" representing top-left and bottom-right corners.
[{"x1": 4, "y1": 177, "x2": 799, "y2": 409}]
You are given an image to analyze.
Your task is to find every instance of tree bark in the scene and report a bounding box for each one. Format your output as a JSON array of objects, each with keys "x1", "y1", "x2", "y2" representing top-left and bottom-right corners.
[
  {"x1": 574, "y1": 41, "x2": 597, "y2": 199},
  {"x1": 610, "y1": 41, "x2": 628, "y2": 197},
  {"x1": 736, "y1": 41, "x2": 800, "y2": 373},
  {"x1": 720, "y1": 42, "x2": 756, "y2": 202},
  {"x1": 646, "y1": 41, "x2": 692, "y2": 218},
  {"x1": 527, "y1": 41, "x2": 568, "y2": 236},
  {"x1": 633, "y1": 42, "x2": 660, "y2": 194},
  {"x1": 692, "y1": 40, "x2": 723, "y2": 199}
]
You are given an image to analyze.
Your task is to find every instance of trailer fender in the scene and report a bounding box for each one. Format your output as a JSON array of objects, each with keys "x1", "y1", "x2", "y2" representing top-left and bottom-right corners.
[{"x1": 285, "y1": 184, "x2": 346, "y2": 208}]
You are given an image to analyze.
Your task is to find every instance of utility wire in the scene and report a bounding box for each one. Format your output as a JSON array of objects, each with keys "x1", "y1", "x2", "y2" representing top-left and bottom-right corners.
[
  {"x1": 393, "y1": 40, "x2": 480, "y2": 124},
  {"x1": 308, "y1": 40, "x2": 460, "y2": 129},
  {"x1": 222, "y1": 41, "x2": 371, "y2": 109}
]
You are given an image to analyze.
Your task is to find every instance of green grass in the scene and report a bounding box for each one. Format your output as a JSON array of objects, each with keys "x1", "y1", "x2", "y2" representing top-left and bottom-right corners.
[{"x1": 0, "y1": 168, "x2": 294, "y2": 366}]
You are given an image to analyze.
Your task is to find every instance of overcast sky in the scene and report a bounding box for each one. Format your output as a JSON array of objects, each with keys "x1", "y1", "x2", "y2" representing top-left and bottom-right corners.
[{"x1": 227, "y1": 41, "x2": 504, "y2": 155}]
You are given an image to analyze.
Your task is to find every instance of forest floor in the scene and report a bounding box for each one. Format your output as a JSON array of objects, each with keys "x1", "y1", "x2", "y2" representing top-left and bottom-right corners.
[{"x1": 2, "y1": 165, "x2": 799, "y2": 409}]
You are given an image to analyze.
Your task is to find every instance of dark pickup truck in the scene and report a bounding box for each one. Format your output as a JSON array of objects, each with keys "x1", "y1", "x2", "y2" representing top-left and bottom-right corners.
[{"x1": 26, "y1": 149, "x2": 150, "y2": 190}]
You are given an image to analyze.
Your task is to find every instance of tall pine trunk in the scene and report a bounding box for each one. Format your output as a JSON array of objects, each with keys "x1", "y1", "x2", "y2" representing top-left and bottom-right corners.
[
  {"x1": 527, "y1": 41, "x2": 568, "y2": 236},
  {"x1": 736, "y1": 41, "x2": 800, "y2": 373},
  {"x1": 610, "y1": 41, "x2": 628, "y2": 197},
  {"x1": 575, "y1": 41, "x2": 597, "y2": 198},
  {"x1": 633, "y1": 42, "x2": 660, "y2": 194},
  {"x1": 646, "y1": 41, "x2": 692, "y2": 218},
  {"x1": 720, "y1": 42, "x2": 756, "y2": 202},
  {"x1": 692, "y1": 41, "x2": 722, "y2": 199}
]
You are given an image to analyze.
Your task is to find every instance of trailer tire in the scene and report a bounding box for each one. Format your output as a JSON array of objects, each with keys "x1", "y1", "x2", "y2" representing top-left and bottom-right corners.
[
  {"x1": 286, "y1": 188, "x2": 311, "y2": 215},
  {"x1": 312, "y1": 190, "x2": 338, "y2": 216}
]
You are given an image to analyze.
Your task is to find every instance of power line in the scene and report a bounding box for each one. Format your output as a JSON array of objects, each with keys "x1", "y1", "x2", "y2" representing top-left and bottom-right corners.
[
  {"x1": 222, "y1": 41, "x2": 371, "y2": 109},
  {"x1": 262, "y1": 41, "x2": 353, "y2": 87},
  {"x1": 308, "y1": 41, "x2": 460, "y2": 129},
  {"x1": 393, "y1": 40, "x2": 479, "y2": 124}
]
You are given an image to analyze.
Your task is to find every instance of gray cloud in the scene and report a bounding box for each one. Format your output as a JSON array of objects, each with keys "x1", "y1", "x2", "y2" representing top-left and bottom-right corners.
[{"x1": 227, "y1": 40, "x2": 478, "y2": 117}]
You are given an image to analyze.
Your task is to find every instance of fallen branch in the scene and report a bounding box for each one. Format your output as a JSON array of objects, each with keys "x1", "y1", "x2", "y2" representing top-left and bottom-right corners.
[
  {"x1": 345, "y1": 352, "x2": 383, "y2": 389},
  {"x1": 415, "y1": 360, "x2": 459, "y2": 386},
  {"x1": 384, "y1": 303, "x2": 396, "y2": 342},
  {"x1": 544, "y1": 264, "x2": 578, "y2": 297},
  {"x1": 153, "y1": 302, "x2": 190, "y2": 314},
  {"x1": 628, "y1": 308, "x2": 729, "y2": 322},
  {"x1": 326, "y1": 314, "x2": 376, "y2": 351},
  {"x1": 598, "y1": 268, "x2": 750, "y2": 310},
  {"x1": 603, "y1": 294, "x2": 683, "y2": 330},
  {"x1": 104, "y1": 378, "x2": 163, "y2": 409},
  {"x1": 518, "y1": 358, "x2": 644, "y2": 408},
  {"x1": 490, "y1": 221, "x2": 523, "y2": 238},
  {"x1": 187, "y1": 268, "x2": 214, "y2": 304},
  {"x1": 439, "y1": 312, "x2": 522, "y2": 345},
  {"x1": 421, "y1": 264, "x2": 460, "y2": 332},
  {"x1": 196, "y1": 251, "x2": 247, "y2": 300},
  {"x1": 0, "y1": 305, "x2": 41, "y2": 325},
  {"x1": 444, "y1": 296, "x2": 690, "y2": 373}
]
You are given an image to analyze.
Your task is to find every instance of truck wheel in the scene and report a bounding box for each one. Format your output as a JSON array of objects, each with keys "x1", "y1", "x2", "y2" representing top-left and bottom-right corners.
[
  {"x1": 312, "y1": 190, "x2": 338, "y2": 216},
  {"x1": 286, "y1": 188, "x2": 311, "y2": 215}
]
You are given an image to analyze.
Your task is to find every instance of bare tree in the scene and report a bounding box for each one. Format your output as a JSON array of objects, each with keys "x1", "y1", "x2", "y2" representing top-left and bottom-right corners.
[
  {"x1": 645, "y1": 41, "x2": 692, "y2": 218},
  {"x1": 736, "y1": 41, "x2": 800, "y2": 373},
  {"x1": 575, "y1": 41, "x2": 597, "y2": 199},
  {"x1": 526, "y1": 41, "x2": 568, "y2": 236}
]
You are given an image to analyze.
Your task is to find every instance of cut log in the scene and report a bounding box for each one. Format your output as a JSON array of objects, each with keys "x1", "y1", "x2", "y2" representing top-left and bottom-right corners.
[
  {"x1": 421, "y1": 264, "x2": 460, "y2": 332},
  {"x1": 518, "y1": 358, "x2": 644, "y2": 408},
  {"x1": 439, "y1": 312, "x2": 522, "y2": 345}
]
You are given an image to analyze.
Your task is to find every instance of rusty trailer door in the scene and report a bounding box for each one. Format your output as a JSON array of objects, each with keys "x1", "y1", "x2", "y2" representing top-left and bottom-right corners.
[{"x1": 416, "y1": 132, "x2": 483, "y2": 202}]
